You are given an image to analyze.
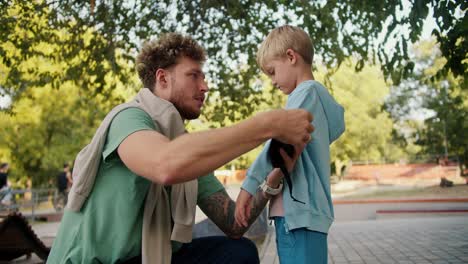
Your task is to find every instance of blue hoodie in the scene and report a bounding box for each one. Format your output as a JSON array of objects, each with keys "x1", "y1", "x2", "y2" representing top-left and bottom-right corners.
[{"x1": 242, "y1": 80, "x2": 345, "y2": 233}]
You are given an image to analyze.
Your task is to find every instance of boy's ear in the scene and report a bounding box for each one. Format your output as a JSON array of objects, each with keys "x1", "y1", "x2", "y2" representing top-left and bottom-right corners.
[{"x1": 286, "y1": 49, "x2": 297, "y2": 65}]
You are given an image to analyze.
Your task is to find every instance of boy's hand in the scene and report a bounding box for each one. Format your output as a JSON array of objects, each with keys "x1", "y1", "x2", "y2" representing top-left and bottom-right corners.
[
  {"x1": 267, "y1": 168, "x2": 284, "y2": 188},
  {"x1": 235, "y1": 189, "x2": 253, "y2": 227},
  {"x1": 280, "y1": 144, "x2": 306, "y2": 173}
]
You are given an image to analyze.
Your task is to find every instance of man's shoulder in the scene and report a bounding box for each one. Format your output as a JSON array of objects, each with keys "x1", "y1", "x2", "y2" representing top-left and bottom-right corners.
[
  {"x1": 102, "y1": 106, "x2": 158, "y2": 160},
  {"x1": 109, "y1": 107, "x2": 155, "y2": 131},
  {"x1": 113, "y1": 107, "x2": 151, "y2": 119}
]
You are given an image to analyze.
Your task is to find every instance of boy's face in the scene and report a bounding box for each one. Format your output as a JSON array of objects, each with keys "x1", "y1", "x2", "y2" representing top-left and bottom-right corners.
[{"x1": 264, "y1": 57, "x2": 297, "y2": 95}]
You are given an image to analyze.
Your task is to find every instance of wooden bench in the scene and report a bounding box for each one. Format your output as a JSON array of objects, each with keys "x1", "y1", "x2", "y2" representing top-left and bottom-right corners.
[{"x1": 0, "y1": 212, "x2": 50, "y2": 261}]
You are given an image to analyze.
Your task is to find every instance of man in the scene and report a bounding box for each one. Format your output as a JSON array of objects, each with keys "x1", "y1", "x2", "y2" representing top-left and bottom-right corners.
[
  {"x1": 0, "y1": 163, "x2": 13, "y2": 206},
  {"x1": 47, "y1": 33, "x2": 313, "y2": 263},
  {"x1": 0, "y1": 163, "x2": 8, "y2": 189},
  {"x1": 55, "y1": 163, "x2": 72, "y2": 209}
]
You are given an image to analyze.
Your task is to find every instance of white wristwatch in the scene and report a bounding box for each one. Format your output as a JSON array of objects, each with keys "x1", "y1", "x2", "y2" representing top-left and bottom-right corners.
[{"x1": 259, "y1": 180, "x2": 283, "y2": 196}]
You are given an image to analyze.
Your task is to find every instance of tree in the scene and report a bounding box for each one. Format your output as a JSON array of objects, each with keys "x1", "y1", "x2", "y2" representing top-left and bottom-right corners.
[
  {"x1": 0, "y1": 1, "x2": 134, "y2": 106},
  {"x1": 0, "y1": 84, "x2": 136, "y2": 187},
  {"x1": 386, "y1": 38, "x2": 467, "y2": 173},
  {"x1": 417, "y1": 71, "x2": 467, "y2": 174},
  {"x1": 192, "y1": 60, "x2": 402, "y2": 172},
  {"x1": 0, "y1": 3, "x2": 139, "y2": 186},
  {"x1": 0, "y1": 81, "x2": 136, "y2": 187},
  {"x1": 188, "y1": 77, "x2": 286, "y2": 169},
  {"x1": 316, "y1": 60, "x2": 401, "y2": 165},
  {"x1": 1, "y1": 0, "x2": 466, "y2": 126}
]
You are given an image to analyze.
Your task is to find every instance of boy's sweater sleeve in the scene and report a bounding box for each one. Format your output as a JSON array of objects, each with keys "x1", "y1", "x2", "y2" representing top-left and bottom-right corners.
[
  {"x1": 241, "y1": 88, "x2": 314, "y2": 196},
  {"x1": 241, "y1": 140, "x2": 273, "y2": 196}
]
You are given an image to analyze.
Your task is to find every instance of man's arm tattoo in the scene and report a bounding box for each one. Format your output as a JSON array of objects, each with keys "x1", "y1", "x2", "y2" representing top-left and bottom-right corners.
[{"x1": 198, "y1": 189, "x2": 269, "y2": 238}]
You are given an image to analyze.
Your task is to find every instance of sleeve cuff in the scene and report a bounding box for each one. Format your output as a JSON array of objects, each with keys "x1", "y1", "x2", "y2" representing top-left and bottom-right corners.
[{"x1": 241, "y1": 173, "x2": 263, "y2": 196}]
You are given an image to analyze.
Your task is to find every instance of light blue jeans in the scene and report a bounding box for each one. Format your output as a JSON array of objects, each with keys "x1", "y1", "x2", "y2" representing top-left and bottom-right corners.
[{"x1": 274, "y1": 217, "x2": 328, "y2": 264}]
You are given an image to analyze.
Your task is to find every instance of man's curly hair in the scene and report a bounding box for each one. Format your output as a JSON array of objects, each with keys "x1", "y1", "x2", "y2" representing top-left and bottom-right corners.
[{"x1": 136, "y1": 33, "x2": 206, "y2": 91}]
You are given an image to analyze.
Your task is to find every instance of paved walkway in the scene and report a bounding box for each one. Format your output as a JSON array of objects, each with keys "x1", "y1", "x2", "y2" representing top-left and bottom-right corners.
[
  {"x1": 260, "y1": 216, "x2": 468, "y2": 264},
  {"x1": 32, "y1": 215, "x2": 468, "y2": 264},
  {"x1": 23, "y1": 185, "x2": 468, "y2": 263}
]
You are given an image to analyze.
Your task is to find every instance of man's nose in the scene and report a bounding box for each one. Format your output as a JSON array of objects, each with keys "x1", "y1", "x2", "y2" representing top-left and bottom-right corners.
[{"x1": 200, "y1": 80, "x2": 209, "y2": 93}]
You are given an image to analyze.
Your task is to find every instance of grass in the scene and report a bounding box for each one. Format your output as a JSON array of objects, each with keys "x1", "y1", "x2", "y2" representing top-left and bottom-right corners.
[{"x1": 337, "y1": 183, "x2": 468, "y2": 200}]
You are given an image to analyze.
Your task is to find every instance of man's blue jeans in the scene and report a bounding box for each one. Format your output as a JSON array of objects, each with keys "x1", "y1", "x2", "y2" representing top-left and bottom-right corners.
[
  {"x1": 124, "y1": 236, "x2": 259, "y2": 263},
  {"x1": 172, "y1": 236, "x2": 259, "y2": 264}
]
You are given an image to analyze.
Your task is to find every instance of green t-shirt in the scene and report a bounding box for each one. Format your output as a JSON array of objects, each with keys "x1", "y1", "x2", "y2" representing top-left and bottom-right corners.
[{"x1": 47, "y1": 108, "x2": 224, "y2": 263}]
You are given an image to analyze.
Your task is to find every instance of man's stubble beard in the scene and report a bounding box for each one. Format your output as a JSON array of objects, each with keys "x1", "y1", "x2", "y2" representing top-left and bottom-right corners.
[
  {"x1": 173, "y1": 101, "x2": 201, "y2": 120},
  {"x1": 170, "y1": 76, "x2": 201, "y2": 120}
]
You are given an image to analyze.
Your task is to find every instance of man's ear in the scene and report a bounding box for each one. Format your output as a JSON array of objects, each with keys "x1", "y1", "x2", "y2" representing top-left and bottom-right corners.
[
  {"x1": 155, "y1": 68, "x2": 168, "y2": 88},
  {"x1": 286, "y1": 49, "x2": 297, "y2": 65}
]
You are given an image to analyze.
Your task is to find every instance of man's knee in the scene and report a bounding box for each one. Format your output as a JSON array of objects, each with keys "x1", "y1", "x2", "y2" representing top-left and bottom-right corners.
[{"x1": 230, "y1": 237, "x2": 259, "y2": 263}]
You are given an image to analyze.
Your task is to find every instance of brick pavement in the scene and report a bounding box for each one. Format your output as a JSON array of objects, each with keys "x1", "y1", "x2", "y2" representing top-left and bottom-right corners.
[
  {"x1": 25, "y1": 186, "x2": 468, "y2": 263},
  {"x1": 261, "y1": 216, "x2": 468, "y2": 264}
]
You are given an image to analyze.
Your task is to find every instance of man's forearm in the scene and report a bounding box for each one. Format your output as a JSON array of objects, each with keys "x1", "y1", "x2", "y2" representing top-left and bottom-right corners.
[
  {"x1": 162, "y1": 109, "x2": 312, "y2": 184},
  {"x1": 159, "y1": 114, "x2": 273, "y2": 184},
  {"x1": 119, "y1": 109, "x2": 312, "y2": 185},
  {"x1": 199, "y1": 189, "x2": 269, "y2": 239},
  {"x1": 227, "y1": 188, "x2": 270, "y2": 238}
]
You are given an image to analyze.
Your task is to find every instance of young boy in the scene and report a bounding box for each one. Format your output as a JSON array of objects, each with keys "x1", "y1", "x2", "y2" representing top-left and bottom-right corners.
[{"x1": 235, "y1": 25, "x2": 345, "y2": 264}]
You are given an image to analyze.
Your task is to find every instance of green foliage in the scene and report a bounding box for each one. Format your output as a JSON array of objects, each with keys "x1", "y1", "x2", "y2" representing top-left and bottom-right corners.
[
  {"x1": 316, "y1": 61, "x2": 400, "y2": 164},
  {"x1": 0, "y1": 1, "x2": 184, "y2": 184},
  {"x1": 386, "y1": 39, "x2": 467, "y2": 170},
  {"x1": 0, "y1": 84, "x2": 133, "y2": 187},
  {"x1": 0, "y1": 1, "x2": 465, "y2": 182},
  {"x1": 431, "y1": 0, "x2": 468, "y2": 80},
  {"x1": 188, "y1": 79, "x2": 286, "y2": 169},
  {"x1": 193, "y1": 61, "x2": 401, "y2": 170},
  {"x1": 0, "y1": 2, "x2": 140, "y2": 186},
  {"x1": 0, "y1": 1, "x2": 135, "y2": 104},
  {"x1": 417, "y1": 74, "x2": 467, "y2": 171},
  {"x1": 1, "y1": 0, "x2": 465, "y2": 125}
]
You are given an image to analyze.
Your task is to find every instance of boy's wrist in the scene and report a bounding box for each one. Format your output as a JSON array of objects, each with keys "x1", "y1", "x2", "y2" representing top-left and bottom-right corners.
[
  {"x1": 267, "y1": 168, "x2": 283, "y2": 188},
  {"x1": 259, "y1": 180, "x2": 283, "y2": 196}
]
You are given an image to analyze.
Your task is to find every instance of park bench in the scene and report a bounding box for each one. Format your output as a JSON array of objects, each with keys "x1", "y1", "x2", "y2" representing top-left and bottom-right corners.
[{"x1": 0, "y1": 212, "x2": 50, "y2": 261}]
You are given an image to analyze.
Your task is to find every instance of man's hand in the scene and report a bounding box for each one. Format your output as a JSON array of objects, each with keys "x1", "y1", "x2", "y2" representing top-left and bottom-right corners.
[
  {"x1": 235, "y1": 189, "x2": 253, "y2": 227},
  {"x1": 270, "y1": 109, "x2": 314, "y2": 146}
]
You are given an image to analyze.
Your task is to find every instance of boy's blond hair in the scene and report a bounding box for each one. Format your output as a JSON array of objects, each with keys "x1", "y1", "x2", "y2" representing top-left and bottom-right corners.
[{"x1": 257, "y1": 25, "x2": 314, "y2": 73}]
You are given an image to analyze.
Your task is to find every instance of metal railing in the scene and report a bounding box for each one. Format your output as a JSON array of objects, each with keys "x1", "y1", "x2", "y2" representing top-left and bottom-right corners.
[{"x1": 1, "y1": 188, "x2": 65, "y2": 220}]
